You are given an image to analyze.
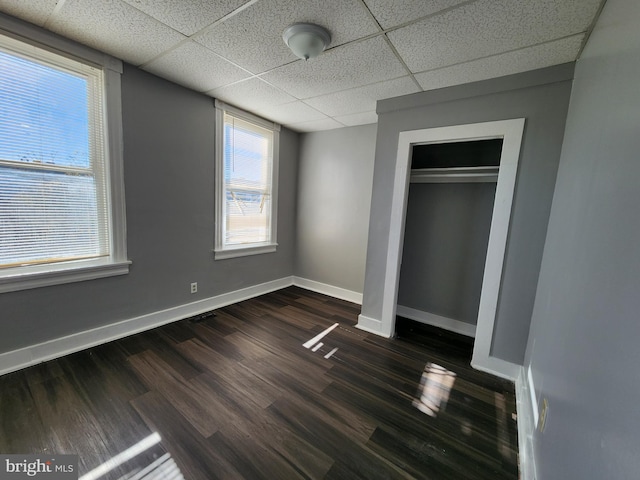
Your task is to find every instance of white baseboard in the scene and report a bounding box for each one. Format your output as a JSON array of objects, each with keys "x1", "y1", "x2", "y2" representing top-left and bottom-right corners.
[
  {"x1": 395, "y1": 306, "x2": 519, "y2": 381},
  {"x1": 355, "y1": 314, "x2": 393, "y2": 337},
  {"x1": 527, "y1": 365, "x2": 539, "y2": 425},
  {"x1": 470, "y1": 355, "x2": 520, "y2": 381},
  {"x1": 396, "y1": 305, "x2": 476, "y2": 338},
  {"x1": 0, "y1": 276, "x2": 294, "y2": 376},
  {"x1": 515, "y1": 366, "x2": 538, "y2": 480},
  {"x1": 292, "y1": 276, "x2": 362, "y2": 304}
]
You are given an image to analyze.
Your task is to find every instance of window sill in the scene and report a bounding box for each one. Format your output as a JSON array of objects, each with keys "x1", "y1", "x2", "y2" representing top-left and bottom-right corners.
[
  {"x1": 0, "y1": 258, "x2": 132, "y2": 294},
  {"x1": 214, "y1": 244, "x2": 277, "y2": 260}
]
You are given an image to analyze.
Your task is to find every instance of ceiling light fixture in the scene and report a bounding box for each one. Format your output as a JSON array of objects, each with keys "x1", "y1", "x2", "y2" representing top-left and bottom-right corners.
[{"x1": 282, "y1": 23, "x2": 331, "y2": 61}]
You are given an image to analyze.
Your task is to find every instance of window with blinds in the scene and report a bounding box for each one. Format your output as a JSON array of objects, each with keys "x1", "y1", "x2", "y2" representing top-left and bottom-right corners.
[
  {"x1": 214, "y1": 102, "x2": 279, "y2": 259},
  {"x1": 0, "y1": 30, "x2": 126, "y2": 289}
]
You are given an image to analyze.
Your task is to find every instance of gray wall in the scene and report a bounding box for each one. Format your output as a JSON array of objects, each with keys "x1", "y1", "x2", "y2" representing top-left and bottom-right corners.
[
  {"x1": 525, "y1": 0, "x2": 640, "y2": 477},
  {"x1": 397, "y1": 182, "x2": 496, "y2": 326},
  {"x1": 0, "y1": 64, "x2": 298, "y2": 354},
  {"x1": 295, "y1": 124, "x2": 376, "y2": 294},
  {"x1": 362, "y1": 65, "x2": 573, "y2": 363}
]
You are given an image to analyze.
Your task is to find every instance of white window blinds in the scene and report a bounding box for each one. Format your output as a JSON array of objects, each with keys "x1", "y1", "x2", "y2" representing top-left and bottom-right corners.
[
  {"x1": 0, "y1": 34, "x2": 109, "y2": 269},
  {"x1": 221, "y1": 112, "x2": 274, "y2": 247}
]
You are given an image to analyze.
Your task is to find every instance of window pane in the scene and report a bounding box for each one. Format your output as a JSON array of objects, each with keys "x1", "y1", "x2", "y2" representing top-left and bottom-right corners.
[
  {"x1": 0, "y1": 49, "x2": 90, "y2": 169},
  {"x1": 225, "y1": 190, "x2": 271, "y2": 245},
  {"x1": 0, "y1": 167, "x2": 104, "y2": 268},
  {"x1": 223, "y1": 117, "x2": 272, "y2": 246}
]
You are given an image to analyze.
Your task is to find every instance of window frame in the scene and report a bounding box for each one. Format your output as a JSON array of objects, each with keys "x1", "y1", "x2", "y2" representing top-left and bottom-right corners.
[
  {"x1": 0, "y1": 16, "x2": 129, "y2": 293},
  {"x1": 214, "y1": 100, "x2": 280, "y2": 260}
]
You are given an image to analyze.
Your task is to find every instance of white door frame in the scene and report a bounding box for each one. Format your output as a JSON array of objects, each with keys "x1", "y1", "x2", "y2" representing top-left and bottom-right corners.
[{"x1": 380, "y1": 119, "x2": 525, "y2": 379}]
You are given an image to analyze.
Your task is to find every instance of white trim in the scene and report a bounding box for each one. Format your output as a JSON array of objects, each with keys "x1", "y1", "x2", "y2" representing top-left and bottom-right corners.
[
  {"x1": 471, "y1": 119, "x2": 525, "y2": 371},
  {"x1": 0, "y1": 276, "x2": 294, "y2": 376},
  {"x1": 214, "y1": 244, "x2": 277, "y2": 260},
  {"x1": 356, "y1": 314, "x2": 394, "y2": 337},
  {"x1": 515, "y1": 366, "x2": 538, "y2": 480},
  {"x1": 104, "y1": 66, "x2": 128, "y2": 263},
  {"x1": 293, "y1": 276, "x2": 362, "y2": 304},
  {"x1": 396, "y1": 305, "x2": 476, "y2": 338},
  {"x1": 214, "y1": 104, "x2": 225, "y2": 252},
  {"x1": 0, "y1": 259, "x2": 131, "y2": 294},
  {"x1": 470, "y1": 355, "x2": 520, "y2": 381},
  {"x1": 527, "y1": 365, "x2": 539, "y2": 425},
  {"x1": 358, "y1": 119, "x2": 525, "y2": 379},
  {"x1": 271, "y1": 129, "x2": 280, "y2": 250}
]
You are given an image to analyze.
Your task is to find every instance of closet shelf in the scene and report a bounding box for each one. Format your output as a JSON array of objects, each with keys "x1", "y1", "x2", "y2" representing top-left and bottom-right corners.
[{"x1": 410, "y1": 166, "x2": 499, "y2": 184}]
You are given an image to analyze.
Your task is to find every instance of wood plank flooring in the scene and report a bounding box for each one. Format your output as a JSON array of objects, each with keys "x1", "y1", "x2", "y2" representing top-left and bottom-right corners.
[{"x1": 0, "y1": 287, "x2": 519, "y2": 479}]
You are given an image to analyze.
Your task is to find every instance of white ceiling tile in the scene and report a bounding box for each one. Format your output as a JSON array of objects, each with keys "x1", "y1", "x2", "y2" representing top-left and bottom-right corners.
[
  {"x1": 334, "y1": 111, "x2": 378, "y2": 126},
  {"x1": 253, "y1": 101, "x2": 327, "y2": 125},
  {"x1": 304, "y1": 76, "x2": 419, "y2": 116},
  {"x1": 261, "y1": 36, "x2": 407, "y2": 99},
  {"x1": 144, "y1": 41, "x2": 250, "y2": 92},
  {"x1": 121, "y1": 0, "x2": 251, "y2": 36},
  {"x1": 363, "y1": 0, "x2": 469, "y2": 29},
  {"x1": 208, "y1": 78, "x2": 297, "y2": 112},
  {"x1": 195, "y1": 0, "x2": 379, "y2": 74},
  {"x1": 290, "y1": 117, "x2": 345, "y2": 133},
  {"x1": 47, "y1": 0, "x2": 185, "y2": 65},
  {"x1": 415, "y1": 35, "x2": 585, "y2": 91},
  {"x1": 0, "y1": 0, "x2": 58, "y2": 27},
  {"x1": 388, "y1": 0, "x2": 602, "y2": 73}
]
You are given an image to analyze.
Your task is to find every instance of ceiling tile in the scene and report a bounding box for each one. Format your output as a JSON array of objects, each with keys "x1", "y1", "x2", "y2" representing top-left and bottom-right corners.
[
  {"x1": 0, "y1": 0, "x2": 58, "y2": 27},
  {"x1": 194, "y1": 0, "x2": 379, "y2": 74},
  {"x1": 47, "y1": 0, "x2": 185, "y2": 66},
  {"x1": 253, "y1": 101, "x2": 327, "y2": 125},
  {"x1": 290, "y1": 117, "x2": 345, "y2": 133},
  {"x1": 121, "y1": 0, "x2": 251, "y2": 36},
  {"x1": 333, "y1": 111, "x2": 378, "y2": 126},
  {"x1": 415, "y1": 35, "x2": 584, "y2": 91},
  {"x1": 261, "y1": 36, "x2": 407, "y2": 99},
  {"x1": 144, "y1": 41, "x2": 250, "y2": 92},
  {"x1": 388, "y1": 0, "x2": 602, "y2": 73},
  {"x1": 304, "y1": 76, "x2": 419, "y2": 116},
  {"x1": 362, "y1": 0, "x2": 469, "y2": 29},
  {"x1": 208, "y1": 78, "x2": 297, "y2": 113}
]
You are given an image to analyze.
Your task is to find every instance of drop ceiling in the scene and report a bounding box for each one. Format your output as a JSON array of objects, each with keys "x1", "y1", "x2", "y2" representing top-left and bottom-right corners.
[{"x1": 0, "y1": 0, "x2": 604, "y2": 132}]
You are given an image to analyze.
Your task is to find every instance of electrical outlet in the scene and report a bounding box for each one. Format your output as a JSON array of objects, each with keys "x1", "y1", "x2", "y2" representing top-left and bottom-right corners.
[
  {"x1": 538, "y1": 398, "x2": 549, "y2": 432},
  {"x1": 190, "y1": 282, "x2": 198, "y2": 294}
]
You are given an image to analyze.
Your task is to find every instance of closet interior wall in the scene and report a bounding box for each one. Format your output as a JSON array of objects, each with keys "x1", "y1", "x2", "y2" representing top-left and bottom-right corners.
[{"x1": 396, "y1": 140, "x2": 502, "y2": 335}]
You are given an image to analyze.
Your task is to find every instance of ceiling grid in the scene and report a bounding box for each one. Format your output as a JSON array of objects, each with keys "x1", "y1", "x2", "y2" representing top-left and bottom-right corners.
[{"x1": 0, "y1": 0, "x2": 605, "y2": 132}]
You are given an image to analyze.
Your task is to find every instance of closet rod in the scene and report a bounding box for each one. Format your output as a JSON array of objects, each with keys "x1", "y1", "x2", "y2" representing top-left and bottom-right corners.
[{"x1": 410, "y1": 166, "x2": 499, "y2": 184}]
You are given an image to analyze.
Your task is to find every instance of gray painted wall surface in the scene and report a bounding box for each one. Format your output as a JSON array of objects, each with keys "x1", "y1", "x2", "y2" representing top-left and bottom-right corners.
[
  {"x1": 397, "y1": 182, "x2": 496, "y2": 326},
  {"x1": 295, "y1": 124, "x2": 376, "y2": 293},
  {"x1": 0, "y1": 64, "x2": 298, "y2": 354},
  {"x1": 362, "y1": 65, "x2": 573, "y2": 363},
  {"x1": 525, "y1": 0, "x2": 640, "y2": 478}
]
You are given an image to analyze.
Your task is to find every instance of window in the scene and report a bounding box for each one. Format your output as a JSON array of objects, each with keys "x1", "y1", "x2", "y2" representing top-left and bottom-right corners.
[
  {"x1": 214, "y1": 100, "x2": 279, "y2": 259},
  {"x1": 0, "y1": 22, "x2": 128, "y2": 293}
]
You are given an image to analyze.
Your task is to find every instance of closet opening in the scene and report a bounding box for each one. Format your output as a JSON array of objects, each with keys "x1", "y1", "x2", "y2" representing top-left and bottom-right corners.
[{"x1": 396, "y1": 139, "x2": 503, "y2": 339}]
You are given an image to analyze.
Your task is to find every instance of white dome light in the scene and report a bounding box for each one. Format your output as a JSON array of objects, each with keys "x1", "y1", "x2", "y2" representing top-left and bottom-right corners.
[{"x1": 283, "y1": 23, "x2": 331, "y2": 61}]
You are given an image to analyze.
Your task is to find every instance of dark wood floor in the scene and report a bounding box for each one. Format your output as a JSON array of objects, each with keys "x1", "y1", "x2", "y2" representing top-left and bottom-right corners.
[{"x1": 0, "y1": 287, "x2": 518, "y2": 479}]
